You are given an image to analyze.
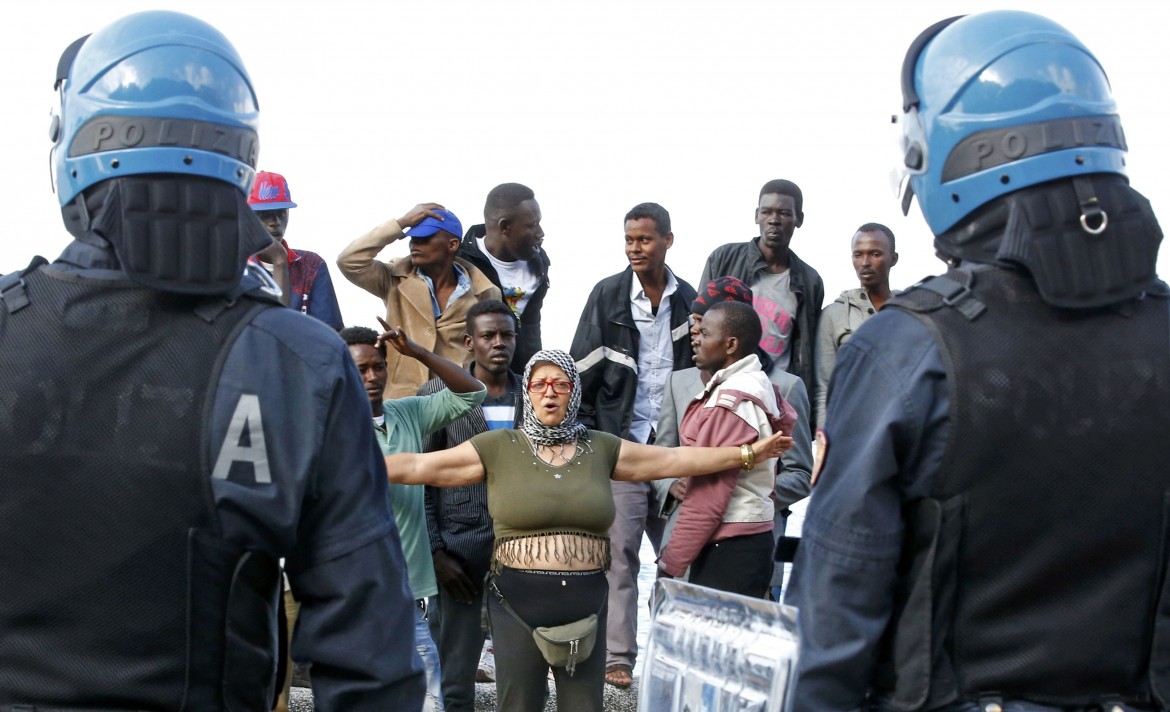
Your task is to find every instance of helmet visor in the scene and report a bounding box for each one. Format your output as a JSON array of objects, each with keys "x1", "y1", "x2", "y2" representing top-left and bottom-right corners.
[
  {"x1": 891, "y1": 106, "x2": 928, "y2": 215},
  {"x1": 84, "y1": 45, "x2": 257, "y2": 115}
]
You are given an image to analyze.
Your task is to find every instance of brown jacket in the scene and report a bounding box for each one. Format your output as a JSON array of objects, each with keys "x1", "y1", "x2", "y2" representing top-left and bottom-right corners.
[{"x1": 338, "y1": 219, "x2": 502, "y2": 399}]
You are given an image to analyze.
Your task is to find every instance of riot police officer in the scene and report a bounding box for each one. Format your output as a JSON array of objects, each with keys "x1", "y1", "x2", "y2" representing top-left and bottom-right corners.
[
  {"x1": 788, "y1": 11, "x2": 1170, "y2": 712},
  {"x1": 0, "y1": 11, "x2": 424, "y2": 710}
]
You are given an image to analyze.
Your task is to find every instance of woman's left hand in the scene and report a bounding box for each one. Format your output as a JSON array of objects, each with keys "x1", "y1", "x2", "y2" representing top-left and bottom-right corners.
[{"x1": 751, "y1": 430, "x2": 794, "y2": 461}]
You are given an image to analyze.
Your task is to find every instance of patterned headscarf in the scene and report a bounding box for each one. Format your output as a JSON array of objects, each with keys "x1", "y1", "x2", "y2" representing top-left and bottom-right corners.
[{"x1": 522, "y1": 349, "x2": 588, "y2": 446}]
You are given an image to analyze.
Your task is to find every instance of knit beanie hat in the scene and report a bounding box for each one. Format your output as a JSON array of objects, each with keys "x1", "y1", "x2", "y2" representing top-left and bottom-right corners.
[{"x1": 690, "y1": 276, "x2": 753, "y2": 315}]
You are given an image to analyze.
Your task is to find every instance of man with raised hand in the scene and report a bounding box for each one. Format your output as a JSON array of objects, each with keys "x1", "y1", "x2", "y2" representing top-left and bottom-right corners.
[{"x1": 418, "y1": 299, "x2": 524, "y2": 712}]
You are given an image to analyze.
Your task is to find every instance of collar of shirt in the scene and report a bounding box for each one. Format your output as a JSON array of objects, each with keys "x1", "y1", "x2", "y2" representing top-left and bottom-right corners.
[
  {"x1": 703, "y1": 353, "x2": 764, "y2": 396},
  {"x1": 420, "y1": 262, "x2": 471, "y2": 317},
  {"x1": 629, "y1": 267, "x2": 679, "y2": 316},
  {"x1": 281, "y1": 239, "x2": 301, "y2": 262},
  {"x1": 629, "y1": 268, "x2": 679, "y2": 444}
]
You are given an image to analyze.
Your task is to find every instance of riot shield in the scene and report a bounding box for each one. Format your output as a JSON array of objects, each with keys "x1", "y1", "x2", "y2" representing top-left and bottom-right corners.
[{"x1": 638, "y1": 579, "x2": 799, "y2": 711}]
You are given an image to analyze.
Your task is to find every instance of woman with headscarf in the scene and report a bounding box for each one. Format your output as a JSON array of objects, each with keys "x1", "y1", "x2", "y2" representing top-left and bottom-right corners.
[{"x1": 385, "y1": 349, "x2": 792, "y2": 711}]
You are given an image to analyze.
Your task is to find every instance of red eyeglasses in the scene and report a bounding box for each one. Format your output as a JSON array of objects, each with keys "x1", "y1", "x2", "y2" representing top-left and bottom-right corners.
[{"x1": 527, "y1": 380, "x2": 573, "y2": 395}]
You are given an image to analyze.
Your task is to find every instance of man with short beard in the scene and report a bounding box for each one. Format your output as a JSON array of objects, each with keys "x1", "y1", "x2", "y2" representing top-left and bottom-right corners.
[{"x1": 813, "y1": 223, "x2": 898, "y2": 428}]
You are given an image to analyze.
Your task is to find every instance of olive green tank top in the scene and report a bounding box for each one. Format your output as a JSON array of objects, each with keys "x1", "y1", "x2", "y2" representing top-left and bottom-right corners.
[{"x1": 469, "y1": 429, "x2": 621, "y2": 572}]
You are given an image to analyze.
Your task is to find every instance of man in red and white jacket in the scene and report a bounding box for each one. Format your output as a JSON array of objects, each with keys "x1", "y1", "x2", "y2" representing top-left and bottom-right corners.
[{"x1": 657, "y1": 300, "x2": 795, "y2": 597}]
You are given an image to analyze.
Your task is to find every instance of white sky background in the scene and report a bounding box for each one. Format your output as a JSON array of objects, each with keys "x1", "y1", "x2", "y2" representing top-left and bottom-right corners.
[{"x1": 4, "y1": 0, "x2": 1168, "y2": 352}]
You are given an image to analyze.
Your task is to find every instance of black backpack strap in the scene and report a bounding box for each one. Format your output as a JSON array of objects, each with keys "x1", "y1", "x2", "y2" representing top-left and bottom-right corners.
[
  {"x1": 0, "y1": 256, "x2": 49, "y2": 314},
  {"x1": 913, "y1": 274, "x2": 987, "y2": 321},
  {"x1": 889, "y1": 267, "x2": 989, "y2": 322}
]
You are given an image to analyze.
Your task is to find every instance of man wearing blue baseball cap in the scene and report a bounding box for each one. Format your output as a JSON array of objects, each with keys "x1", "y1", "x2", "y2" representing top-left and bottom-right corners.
[{"x1": 339, "y1": 203, "x2": 502, "y2": 398}]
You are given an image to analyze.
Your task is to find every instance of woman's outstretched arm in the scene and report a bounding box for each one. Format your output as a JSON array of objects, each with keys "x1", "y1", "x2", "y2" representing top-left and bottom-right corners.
[
  {"x1": 385, "y1": 440, "x2": 485, "y2": 487},
  {"x1": 612, "y1": 430, "x2": 793, "y2": 483}
]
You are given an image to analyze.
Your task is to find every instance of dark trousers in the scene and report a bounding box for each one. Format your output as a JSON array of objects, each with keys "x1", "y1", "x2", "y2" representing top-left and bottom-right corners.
[
  {"x1": 688, "y1": 530, "x2": 774, "y2": 598},
  {"x1": 487, "y1": 568, "x2": 608, "y2": 712},
  {"x1": 429, "y1": 584, "x2": 488, "y2": 712}
]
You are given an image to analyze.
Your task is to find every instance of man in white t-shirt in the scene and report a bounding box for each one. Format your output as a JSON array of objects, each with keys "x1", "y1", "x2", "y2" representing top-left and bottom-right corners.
[{"x1": 457, "y1": 183, "x2": 550, "y2": 371}]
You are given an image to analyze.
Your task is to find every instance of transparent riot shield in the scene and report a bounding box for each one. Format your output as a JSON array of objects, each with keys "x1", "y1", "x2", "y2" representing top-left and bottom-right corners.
[{"x1": 638, "y1": 579, "x2": 799, "y2": 712}]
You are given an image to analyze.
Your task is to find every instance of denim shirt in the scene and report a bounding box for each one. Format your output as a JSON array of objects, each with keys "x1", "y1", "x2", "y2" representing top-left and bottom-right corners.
[{"x1": 419, "y1": 262, "x2": 472, "y2": 317}]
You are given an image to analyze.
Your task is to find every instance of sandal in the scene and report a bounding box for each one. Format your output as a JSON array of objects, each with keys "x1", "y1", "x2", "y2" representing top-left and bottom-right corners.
[{"x1": 604, "y1": 664, "x2": 633, "y2": 688}]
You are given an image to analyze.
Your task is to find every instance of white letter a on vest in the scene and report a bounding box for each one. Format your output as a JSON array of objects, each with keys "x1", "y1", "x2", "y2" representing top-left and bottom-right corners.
[{"x1": 211, "y1": 394, "x2": 272, "y2": 484}]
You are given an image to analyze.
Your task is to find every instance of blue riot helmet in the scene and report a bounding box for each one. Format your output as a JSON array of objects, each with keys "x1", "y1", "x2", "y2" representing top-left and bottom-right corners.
[
  {"x1": 52, "y1": 10, "x2": 259, "y2": 205},
  {"x1": 897, "y1": 11, "x2": 1127, "y2": 236},
  {"x1": 50, "y1": 11, "x2": 273, "y2": 295}
]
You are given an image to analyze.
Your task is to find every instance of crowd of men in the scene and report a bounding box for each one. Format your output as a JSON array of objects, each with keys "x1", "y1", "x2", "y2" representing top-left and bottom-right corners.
[{"x1": 3, "y1": 7, "x2": 1168, "y2": 712}]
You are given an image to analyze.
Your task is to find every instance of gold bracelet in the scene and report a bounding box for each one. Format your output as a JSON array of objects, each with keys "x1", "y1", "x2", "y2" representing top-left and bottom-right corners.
[{"x1": 740, "y1": 443, "x2": 755, "y2": 471}]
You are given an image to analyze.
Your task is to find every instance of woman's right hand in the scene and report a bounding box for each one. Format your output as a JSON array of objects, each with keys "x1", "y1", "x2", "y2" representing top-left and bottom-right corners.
[{"x1": 751, "y1": 430, "x2": 794, "y2": 462}]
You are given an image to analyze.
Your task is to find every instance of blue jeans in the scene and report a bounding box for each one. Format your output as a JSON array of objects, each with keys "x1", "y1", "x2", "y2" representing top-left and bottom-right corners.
[{"x1": 416, "y1": 600, "x2": 444, "y2": 711}]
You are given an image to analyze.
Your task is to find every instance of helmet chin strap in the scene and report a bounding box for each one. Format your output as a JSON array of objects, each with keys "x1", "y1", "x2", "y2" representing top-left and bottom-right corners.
[{"x1": 65, "y1": 176, "x2": 272, "y2": 296}]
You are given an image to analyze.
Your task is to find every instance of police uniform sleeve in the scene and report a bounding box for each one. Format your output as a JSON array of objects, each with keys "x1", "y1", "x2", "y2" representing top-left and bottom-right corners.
[
  {"x1": 209, "y1": 311, "x2": 425, "y2": 709},
  {"x1": 785, "y1": 309, "x2": 948, "y2": 711},
  {"x1": 289, "y1": 355, "x2": 426, "y2": 709}
]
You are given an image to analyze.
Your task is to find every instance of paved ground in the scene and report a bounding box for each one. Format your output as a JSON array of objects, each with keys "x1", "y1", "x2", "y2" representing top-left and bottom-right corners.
[{"x1": 288, "y1": 679, "x2": 640, "y2": 711}]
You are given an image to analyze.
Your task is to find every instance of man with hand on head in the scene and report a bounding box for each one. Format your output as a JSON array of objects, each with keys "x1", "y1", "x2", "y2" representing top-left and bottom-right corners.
[{"x1": 338, "y1": 204, "x2": 501, "y2": 398}]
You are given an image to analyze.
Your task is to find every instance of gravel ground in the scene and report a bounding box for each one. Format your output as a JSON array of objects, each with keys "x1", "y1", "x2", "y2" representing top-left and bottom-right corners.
[{"x1": 288, "y1": 678, "x2": 640, "y2": 711}]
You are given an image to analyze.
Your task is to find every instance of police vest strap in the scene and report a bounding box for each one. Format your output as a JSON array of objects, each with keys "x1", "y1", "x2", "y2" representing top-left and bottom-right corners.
[
  {"x1": 916, "y1": 274, "x2": 987, "y2": 321},
  {"x1": 0, "y1": 256, "x2": 48, "y2": 314}
]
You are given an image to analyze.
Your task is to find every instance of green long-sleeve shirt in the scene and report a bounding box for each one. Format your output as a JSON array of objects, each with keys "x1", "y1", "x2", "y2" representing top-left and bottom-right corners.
[{"x1": 376, "y1": 384, "x2": 485, "y2": 598}]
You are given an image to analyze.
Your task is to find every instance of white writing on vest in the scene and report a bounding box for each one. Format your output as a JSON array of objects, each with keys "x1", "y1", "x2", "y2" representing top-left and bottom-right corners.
[{"x1": 211, "y1": 394, "x2": 272, "y2": 484}]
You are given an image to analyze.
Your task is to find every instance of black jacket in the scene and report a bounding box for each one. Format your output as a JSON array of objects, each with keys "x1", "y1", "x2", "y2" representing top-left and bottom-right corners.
[
  {"x1": 459, "y1": 225, "x2": 551, "y2": 372},
  {"x1": 699, "y1": 239, "x2": 824, "y2": 399},
  {"x1": 419, "y1": 371, "x2": 524, "y2": 576},
  {"x1": 570, "y1": 267, "x2": 696, "y2": 439}
]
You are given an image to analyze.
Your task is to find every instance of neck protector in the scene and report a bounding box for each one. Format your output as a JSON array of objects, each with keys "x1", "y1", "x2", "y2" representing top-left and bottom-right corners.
[
  {"x1": 935, "y1": 175, "x2": 1163, "y2": 308},
  {"x1": 62, "y1": 175, "x2": 273, "y2": 295}
]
